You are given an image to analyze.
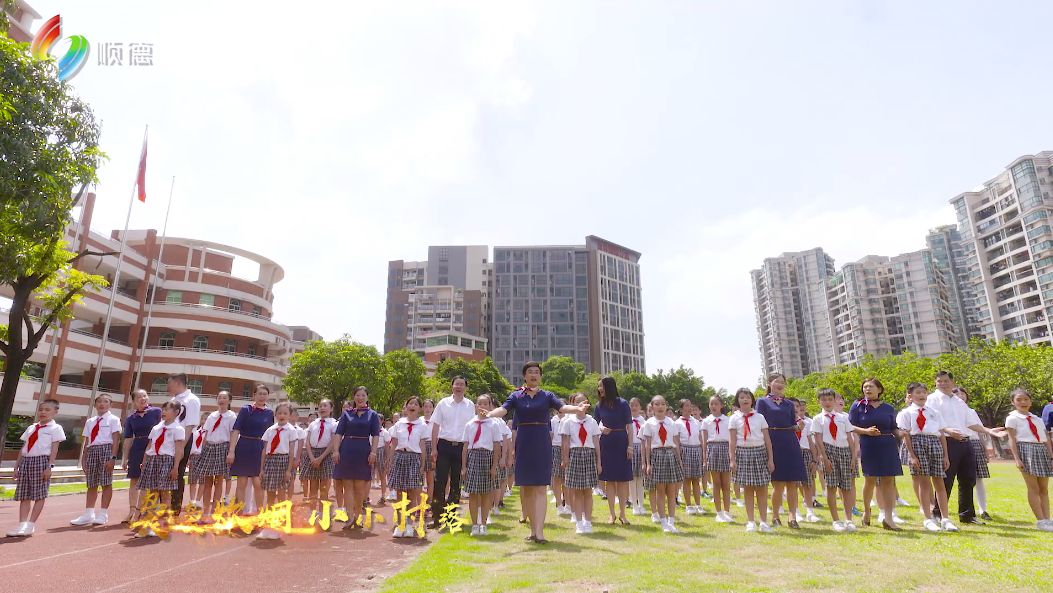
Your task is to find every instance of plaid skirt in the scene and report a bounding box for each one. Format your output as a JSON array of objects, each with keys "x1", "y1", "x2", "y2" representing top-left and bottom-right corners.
[
  {"x1": 551, "y1": 445, "x2": 564, "y2": 482},
  {"x1": 734, "y1": 445, "x2": 770, "y2": 487},
  {"x1": 1018, "y1": 442, "x2": 1053, "y2": 477},
  {"x1": 899, "y1": 441, "x2": 910, "y2": 466},
  {"x1": 822, "y1": 443, "x2": 855, "y2": 490},
  {"x1": 138, "y1": 454, "x2": 176, "y2": 491},
  {"x1": 908, "y1": 434, "x2": 945, "y2": 477},
  {"x1": 464, "y1": 448, "x2": 497, "y2": 494},
  {"x1": 374, "y1": 447, "x2": 387, "y2": 480},
  {"x1": 299, "y1": 447, "x2": 335, "y2": 480},
  {"x1": 187, "y1": 454, "x2": 205, "y2": 485},
  {"x1": 681, "y1": 444, "x2": 704, "y2": 479},
  {"x1": 800, "y1": 448, "x2": 816, "y2": 484},
  {"x1": 388, "y1": 450, "x2": 423, "y2": 491},
  {"x1": 565, "y1": 447, "x2": 599, "y2": 490},
  {"x1": 84, "y1": 444, "x2": 114, "y2": 488},
  {"x1": 14, "y1": 455, "x2": 51, "y2": 501},
  {"x1": 705, "y1": 441, "x2": 731, "y2": 473},
  {"x1": 261, "y1": 454, "x2": 291, "y2": 491},
  {"x1": 196, "y1": 441, "x2": 230, "y2": 479},
  {"x1": 632, "y1": 442, "x2": 643, "y2": 477},
  {"x1": 422, "y1": 439, "x2": 434, "y2": 472},
  {"x1": 645, "y1": 447, "x2": 685, "y2": 488},
  {"x1": 497, "y1": 459, "x2": 509, "y2": 484},
  {"x1": 970, "y1": 439, "x2": 991, "y2": 479}
]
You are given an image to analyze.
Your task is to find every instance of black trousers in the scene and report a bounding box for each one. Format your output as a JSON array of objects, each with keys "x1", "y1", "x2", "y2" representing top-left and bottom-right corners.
[
  {"x1": 431, "y1": 439, "x2": 464, "y2": 520},
  {"x1": 171, "y1": 438, "x2": 193, "y2": 509},
  {"x1": 934, "y1": 437, "x2": 976, "y2": 520}
]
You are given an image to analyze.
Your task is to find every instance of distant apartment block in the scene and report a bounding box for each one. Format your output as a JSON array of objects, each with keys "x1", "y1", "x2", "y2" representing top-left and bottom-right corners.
[{"x1": 4, "y1": 0, "x2": 39, "y2": 43}]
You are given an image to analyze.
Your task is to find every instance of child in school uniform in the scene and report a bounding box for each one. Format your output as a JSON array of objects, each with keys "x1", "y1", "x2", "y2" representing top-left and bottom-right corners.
[
  {"x1": 729, "y1": 388, "x2": 774, "y2": 533},
  {"x1": 1004, "y1": 388, "x2": 1053, "y2": 531},
  {"x1": 7, "y1": 399, "x2": 66, "y2": 537},
  {"x1": 377, "y1": 419, "x2": 394, "y2": 504},
  {"x1": 702, "y1": 395, "x2": 732, "y2": 523},
  {"x1": 70, "y1": 394, "x2": 122, "y2": 527},
  {"x1": 897, "y1": 382, "x2": 955, "y2": 533},
  {"x1": 692, "y1": 406, "x2": 712, "y2": 501},
  {"x1": 550, "y1": 409, "x2": 569, "y2": 516},
  {"x1": 791, "y1": 398, "x2": 819, "y2": 523},
  {"x1": 491, "y1": 411, "x2": 513, "y2": 519},
  {"x1": 811, "y1": 389, "x2": 858, "y2": 532},
  {"x1": 629, "y1": 397, "x2": 647, "y2": 516},
  {"x1": 676, "y1": 399, "x2": 705, "y2": 516},
  {"x1": 421, "y1": 399, "x2": 435, "y2": 504},
  {"x1": 641, "y1": 395, "x2": 685, "y2": 533},
  {"x1": 462, "y1": 394, "x2": 502, "y2": 536},
  {"x1": 388, "y1": 397, "x2": 426, "y2": 537},
  {"x1": 302, "y1": 399, "x2": 338, "y2": 518},
  {"x1": 185, "y1": 415, "x2": 208, "y2": 511},
  {"x1": 136, "y1": 400, "x2": 186, "y2": 538},
  {"x1": 561, "y1": 393, "x2": 602, "y2": 534},
  {"x1": 257, "y1": 402, "x2": 296, "y2": 540},
  {"x1": 199, "y1": 391, "x2": 236, "y2": 519}
]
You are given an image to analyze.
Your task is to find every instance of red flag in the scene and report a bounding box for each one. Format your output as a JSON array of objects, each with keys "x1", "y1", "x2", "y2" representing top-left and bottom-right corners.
[{"x1": 136, "y1": 137, "x2": 148, "y2": 202}]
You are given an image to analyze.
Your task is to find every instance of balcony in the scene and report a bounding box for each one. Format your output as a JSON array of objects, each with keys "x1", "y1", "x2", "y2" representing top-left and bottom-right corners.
[
  {"x1": 140, "y1": 347, "x2": 285, "y2": 385},
  {"x1": 148, "y1": 302, "x2": 291, "y2": 347}
]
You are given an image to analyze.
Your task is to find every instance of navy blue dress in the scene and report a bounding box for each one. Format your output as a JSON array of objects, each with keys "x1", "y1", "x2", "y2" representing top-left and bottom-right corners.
[
  {"x1": 230, "y1": 405, "x2": 274, "y2": 477},
  {"x1": 849, "y1": 401, "x2": 903, "y2": 478},
  {"x1": 755, "y1": 396, "x2": 806, "y2": 482},
  {"x1": 596, "y1": 397, "x2": 633, "y2": 482},
  {"x1": 123, "y1": 406, "x2": 162, "y2": 479},
  {"x1": 503, "y1": 388, "x2": 564, "y2": 486},
  {"x1": 333, "y1": 409, "x2": 380, "y2": 481}
]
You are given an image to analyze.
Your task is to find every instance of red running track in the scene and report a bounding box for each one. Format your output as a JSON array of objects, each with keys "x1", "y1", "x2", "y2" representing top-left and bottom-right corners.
[{"x1": 0, "y1": 489, "x2": 431, "y2": 592}]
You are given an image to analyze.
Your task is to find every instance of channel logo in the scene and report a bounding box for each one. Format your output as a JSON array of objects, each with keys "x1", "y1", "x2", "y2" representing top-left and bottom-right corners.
[{"x1": 31, "y1": 15, "x2": 89, "y2": 81}]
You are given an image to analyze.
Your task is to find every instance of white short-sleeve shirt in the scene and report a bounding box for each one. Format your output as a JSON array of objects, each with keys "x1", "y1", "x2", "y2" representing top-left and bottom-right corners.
[
  {"x1": 639, "y1": 416, "x2": 680, "y2": 449},
  {"x1": 896, "y1": 403, "x2": 944, "y2": 436},
  {"x1": 631, "y1": 415, "x2": 646, "y2": 443},
  {"x1": 20, "y1": 420, "x2": 66, "y2": 457},
  {"x1": 261, "y1": 423, "x2": 296, "y2": 455},
  {"x1": 463, "y1": 417, "x2": 501, "y2": 451},
  {"x1": 550, "y1": 415, "x2": 564, "y2": 446},
  {"x1": 204, "y1": 410, "x2": 237, "y2": 444},
  {"x1": 729, "y1": 410, "x2": 768, "y2": 447},
  {"x1": 190, "y1": 427, "x2": 207, "y2": 455},
  {"x1": 702, "y1": 414, "x2": 730, "y2": 443},
  {"x1": 82, "y1": 411, "x2": 121, "y2": 446},
  {"x1": 676, "y1": 416, "x2": 702, "y2": 446},
  {"x1": 810, "y1": 411, "x2": 851, "y2": 447},
  {"x1": 145, "y1": 421, "x2": 186, "y2": 457},
  {"x1": 171, "y1": 389, "x2": 201, "y2": 430},
  {"x1": 307, "y1": 417, "x2": 338, "y2": 449},
  {"x1": 494, "y1": 418, "x2": 512, "y2": 441},
  {"x1": 561, "y1": 415, "x2": 600, "y2": 449},
  {"x1": 797, "y1": 416, "x2": 812, "y2": 449},
  {"x1": 433, "y1": 395, "x2": 477, "y2": 442},
  {"x1": 391, "y1": 418, "x2": 425, "y2": 453},
  {"x1": 1006, "y1": 410, "x2": 1049, "y2": 444}
]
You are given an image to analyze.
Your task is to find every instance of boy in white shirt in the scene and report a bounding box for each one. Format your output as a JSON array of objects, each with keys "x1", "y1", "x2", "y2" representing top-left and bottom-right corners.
[
  {"x1": 810, "y1": 388, "x2": 858, "y2": 532},
  {"x1": 71, "y1": 394, "x2": 122, "y2": 526},
  {"x1": 7, "y1": 399, "x2": 66, "y2": 537},
  {"x1": 897, "y1": 382, "x2": 954, "y2": 532},
  {"x1": 728, "y1": 389, "x2": 774, "y2": 533}
]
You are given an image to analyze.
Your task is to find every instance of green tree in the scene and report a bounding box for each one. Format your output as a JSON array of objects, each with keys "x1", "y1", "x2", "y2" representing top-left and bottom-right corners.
[
  {"x1": 431, "y1": 357, "x2": 514, "y2": 402},
  {"x1": 384, "y1": 349, "x2": 426, "y2": 402},
  {"x1": 282, "y1": 337, "x2": 393, "y2": 413},
  {"x1": 540, "y1": 355, "x2": 585, "y2": 392},
  {"x1": 1, "y1": 33, "x2": 105, "y2": 451},
  {"x1": 614, "y1": 371, "x2": 653, "y2": 401}
]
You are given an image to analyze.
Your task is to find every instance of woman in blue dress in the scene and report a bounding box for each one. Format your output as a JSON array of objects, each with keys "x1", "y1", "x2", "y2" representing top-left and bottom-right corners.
[
  {"x1": 330, "y1": 386, "x2": 381, "y2": 528},
  {"x1": 849, "y1": 378, "x2": 902, "y2": 531},
  {"x1": 487, "y1": 361, "x2": 588, "y2": 543},
  {"x1": 225, "y1": 384, "x2": 274, "y2": 514},
  {"x1": 595, "y1": 376, "x2": 633, "y2": 525},
  {"x1": 121, "y1": 389, "x2": 161, "y2": 523},
  {"x1": 755, "y1": 373, "x2": 807, "y2": 529}
]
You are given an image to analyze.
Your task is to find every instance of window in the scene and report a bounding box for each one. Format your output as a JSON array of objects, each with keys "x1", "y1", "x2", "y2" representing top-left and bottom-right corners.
[
  {"x1": 247, "y1": 344, "x2": 257, "y2": 357},
  {"x1": 223, "y1": 338, "x2": 237, "y2": 354},
  {"x1": 150, "y1": 377, "x2": 166, "y2": 394},
  {"x1": 252, "y1": 305, "x2": 262, "y2": 317},
  {"x1": 228, "y1": 298, "x2": 241, "y2": 312},
  {"x1": 158, "y1": 331, "x2": 175, "y2": 348},
  {"x1": 198, "y1": 294, "x2": 215, "y2": 307},
  {"x1": 165, "y1": 290, "x2": 182, "y2": 304},
  {"x1": 242, "y1": 383, "x2": 252, "y2": 399},
  {"x1": 218, "y1": 381, "x2": 232, "y2": 393},
  {"x1": 192, "y1": 335, "x2": 208, "y2": 351},
  {"x1": 188, "y1": 379, "x2": 204, "y2": 394}
]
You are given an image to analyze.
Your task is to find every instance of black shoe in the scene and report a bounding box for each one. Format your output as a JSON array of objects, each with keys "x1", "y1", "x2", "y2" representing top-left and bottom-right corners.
[
  {"x1": 980, "y1": 512, "x2": 992, "y2": 521},
  {"x1": 788, "y1": 520, "x2": 800, "y2": 529},
  {"x1": 962, "y1": 517, "x2": 985, "y2": 525},
  {"x1": 812, "y1": 499, "x2": 823, "y2": 508}
]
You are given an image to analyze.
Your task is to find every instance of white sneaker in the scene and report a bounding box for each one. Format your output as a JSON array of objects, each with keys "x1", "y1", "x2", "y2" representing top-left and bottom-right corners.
[
  {"x1": 941, "y1": 518, "x2": 959, "y2": 532},
  {"x1": 759, "y1": 522, "x2": 773, "y2": 533},
  {"x1": 570, "y1": 513, "x2": 579, "y2": 523},
  {"x1": 696, "y1": 506, "x2": 707, "y2": 515},
  {"x1": 479, "y1": 524, "x2": 488, "y2": 535},
  {"x1": 491, "y1": 506, "x2": 500, "y2": 516},
  {"x1": 575, "y1": 520, "x2": 586, "y2": 535},
  {"x1": 7, "y1": 522, "x2": 30, "y2": 537},
  {"x1": 844, "y1": 521, "x2": 857, "y2": 532},
  {"x1": 92, "y1": 510, "x2": 109, "y2": 525},
  {"x1": 745, "y1": 521, "x2": 756, "y2": 533},
  {"x1": 486, "y1": 515, "x2": 492, "y2": 525},
  {"x1": 70, "y1": 510, "x2": 95, "y2": 526},
  {"x1": 892, "y1": 513, "x2": 906, "y2": 525},
  {"x1": 661, "y1": 518, "x2": 673, "y2": 533},
  {"x1": 505, "y1": 488, "x2": 512, "y2": 496},
  {"x1": 583, "y1": 520, "x2": 593, "y2": 534},
  {"x1": 715, "y1": 512, "x2": 729, "y2": 523},
  {"x1": 469, "y1": 525, "x2": 480, "y2": 536},
  {"x1": 1037, "y1": 520, "x2": 1053, "y2": 532},
  {"x1": 896, "y1": 497, "x2": 911, "y2": 507},
  {"x1": 877, "y1": 511, "x2": 885, "y2": 523},
  {"x1": 666, "y1": 519, "x2": 679, "y2": 534},
  {"x1": 685, "y1": 506, "x2": 697, "y2": 516},
  {"x1": 923, "y1": 519, "x2": 941, "y2": 532},
  {"x1": 722, "y1": 511, "x2": 734, "y2": 523},
  {"x1": 393, "y1": 526, "x2": 405, "y2": 538},
  {"x1": 632, "y1": 504, "x2": 645, "y2": 516},
  {"x1": 805, "y1": 511, "x2": 820, "y2": 523},
  {"x1": 651, "y1": 512, "x2": 661, "y2": 524},
  {"x1": 832, "y1": 521, "x2": 845, "y2": 533}
]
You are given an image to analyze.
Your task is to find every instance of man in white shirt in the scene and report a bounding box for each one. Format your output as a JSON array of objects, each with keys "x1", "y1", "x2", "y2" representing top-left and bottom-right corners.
[
  {"x1": 926, "y1": 370, "x2": 1004, "y2": 524},
  {"x1": 167, "y1": 373, "x2": 201, "y2": 512},
  {"x1": 428, "y1": 376, "x2": 476, "y2": 528}
]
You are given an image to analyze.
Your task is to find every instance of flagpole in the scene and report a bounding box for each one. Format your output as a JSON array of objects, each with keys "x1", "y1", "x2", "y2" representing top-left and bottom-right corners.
[
  {"x1": 132, "y1": 175, "x2": 174, "y2": 395},
  {"x1": 90, "y1": 125, "x2": 147, "y2": 403}
]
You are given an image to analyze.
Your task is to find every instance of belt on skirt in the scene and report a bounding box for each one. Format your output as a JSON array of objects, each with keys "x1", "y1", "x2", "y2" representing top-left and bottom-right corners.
[
  {"x1": 768, "y1": 427, "x2": 800, "y2": 431},
  {"x1": 517, "y1": 422, "x2": 547, "y2": 426},
  {"x1": 240, "y1": 435, "x2": 262, "y2": 440},
  {"x1": 347, "y1": 435, "x2": 371, "y2": 439}
]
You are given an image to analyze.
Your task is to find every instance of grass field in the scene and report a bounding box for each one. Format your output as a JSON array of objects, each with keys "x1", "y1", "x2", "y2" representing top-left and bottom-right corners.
[
  {"x1": 0, "y1": 480, "x2": 130, "y2": 500},
  {"x1": 380, "y1": 463, "x2": 1049, "y2": 593}
]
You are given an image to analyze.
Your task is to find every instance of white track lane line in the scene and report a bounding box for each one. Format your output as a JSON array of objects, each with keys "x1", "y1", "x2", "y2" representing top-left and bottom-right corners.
[
  {"x1": 93, "y1": 542, "x2": 251, "y2": 593},
  {"x1": 0, "y1": 541, "x2": 121, "y2": 570}
]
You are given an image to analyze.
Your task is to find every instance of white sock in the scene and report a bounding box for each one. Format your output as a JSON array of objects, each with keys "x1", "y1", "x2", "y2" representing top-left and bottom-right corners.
[{"x1": 975, "y1": 479, "x2": 987, "y2": 514}]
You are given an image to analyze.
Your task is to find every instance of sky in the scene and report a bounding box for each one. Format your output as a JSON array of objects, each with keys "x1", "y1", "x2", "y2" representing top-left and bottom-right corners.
[{"x1": 16, "y1": 0, "x2": 1053, "y2": 392}]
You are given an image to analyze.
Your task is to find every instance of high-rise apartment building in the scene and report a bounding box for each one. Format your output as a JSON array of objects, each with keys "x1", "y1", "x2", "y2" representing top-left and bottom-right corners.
[
  {"x1": 890, "y1": 249, "x2": 960, "y2": 357},
  {"x1": 491, "y1": 236, "x2": 644, "y2": 385},
  {"x1": 950, "y1": 152, "x2": 1053, "y2": 344},
  {"x1": 925, "y1": 225, "x2": 972, "y2": 345},
  {"x1": 751, "y1": 248, "x2": 836, "y2": 378},
  {"x1": 384, "y1": 246, "x2": 491, "y2": 355},
  {"x1": 826, "y1": 255, "x2": 897, "y2": 366}
]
